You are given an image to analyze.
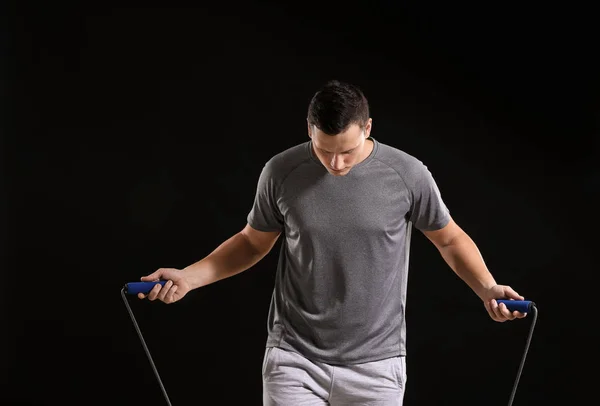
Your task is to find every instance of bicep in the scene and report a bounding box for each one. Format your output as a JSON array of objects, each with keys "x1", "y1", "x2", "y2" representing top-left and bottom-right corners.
[
  {"x1": 421, "y1": 217, "x2": 464, "y2": 249},
  {"x1": 240, "y1": 223, "x2": 281, "y2": 256}
]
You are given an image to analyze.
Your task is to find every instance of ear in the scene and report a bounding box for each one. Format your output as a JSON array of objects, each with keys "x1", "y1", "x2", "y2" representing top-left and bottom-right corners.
[
  {"x1": 364, "y1": 118, "x2": 373, "y2": 138},
  {"x1": 307, "y1": 120, "x2": 312, "y2": 138}
]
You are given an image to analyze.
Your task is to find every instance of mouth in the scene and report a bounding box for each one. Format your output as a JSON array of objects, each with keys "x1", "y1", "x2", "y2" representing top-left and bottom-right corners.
[{"x1": 330, "y1": 168, "x2": 349, "y2": 173}]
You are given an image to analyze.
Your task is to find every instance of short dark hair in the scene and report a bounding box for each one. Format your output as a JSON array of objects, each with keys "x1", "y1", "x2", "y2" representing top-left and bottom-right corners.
[{"x1": 307, "y1": 80, "x2": 370, "y2": 135}]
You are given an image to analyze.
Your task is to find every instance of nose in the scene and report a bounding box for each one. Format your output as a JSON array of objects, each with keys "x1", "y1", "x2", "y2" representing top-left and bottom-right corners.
[{"x1": 330, "y1": 154, "x2": 345, "y2": 171}]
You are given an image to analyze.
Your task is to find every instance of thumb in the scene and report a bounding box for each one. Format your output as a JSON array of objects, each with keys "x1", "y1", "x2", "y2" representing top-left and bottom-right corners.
[
  {"x1": 141, "y1": 269, "x2": 164, "y2": 282},
  {"x1": 504, "y1": 286, "x2": 524, "y2": 301}
]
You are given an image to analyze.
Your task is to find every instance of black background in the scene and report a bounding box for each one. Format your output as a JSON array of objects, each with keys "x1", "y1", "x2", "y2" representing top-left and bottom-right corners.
[{"x1": 3, "y1": 2, "x2": 598, "y2": 405}]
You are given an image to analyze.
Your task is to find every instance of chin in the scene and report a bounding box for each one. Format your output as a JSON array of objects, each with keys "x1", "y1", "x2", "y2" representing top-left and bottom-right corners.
[{"x1": 329, "y1": 168, "x2": 350, "y2": 176}]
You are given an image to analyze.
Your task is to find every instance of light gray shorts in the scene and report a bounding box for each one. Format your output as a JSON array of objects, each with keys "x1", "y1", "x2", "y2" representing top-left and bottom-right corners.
[{"x1": 262, "y1": 346, "x2": 406, "y2": 405}]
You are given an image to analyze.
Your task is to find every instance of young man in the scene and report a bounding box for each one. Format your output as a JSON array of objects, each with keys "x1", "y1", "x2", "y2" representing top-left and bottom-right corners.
[{"x1": 138, "y1": 80, "x2": 528, "y2": 405}]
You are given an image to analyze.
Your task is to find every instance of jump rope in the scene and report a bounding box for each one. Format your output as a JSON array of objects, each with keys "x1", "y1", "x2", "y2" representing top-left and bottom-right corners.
[{"x1": 122, "y1": 280, "x2": 537, "y2": 406}]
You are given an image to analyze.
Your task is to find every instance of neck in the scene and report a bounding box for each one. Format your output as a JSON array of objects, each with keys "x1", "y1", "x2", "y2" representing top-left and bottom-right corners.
[{"x1": 360, "y1": 137, "x2": 374, "y2": 162}]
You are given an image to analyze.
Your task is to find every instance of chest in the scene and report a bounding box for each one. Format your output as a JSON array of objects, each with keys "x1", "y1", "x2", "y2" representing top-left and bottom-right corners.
[{"x1": 279, "y1": 170, "x2": 411, "y2": 237}]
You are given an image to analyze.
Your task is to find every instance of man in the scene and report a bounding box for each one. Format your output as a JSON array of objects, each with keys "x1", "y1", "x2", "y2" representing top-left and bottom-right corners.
[{"x1": 137, "y1": 80, "x2": 528, "y2": 405}]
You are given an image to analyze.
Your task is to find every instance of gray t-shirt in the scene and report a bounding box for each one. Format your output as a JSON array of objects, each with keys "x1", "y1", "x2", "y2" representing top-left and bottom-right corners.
[{"x1": 247, "y1": 137, "x2": 450, "y2": 365}]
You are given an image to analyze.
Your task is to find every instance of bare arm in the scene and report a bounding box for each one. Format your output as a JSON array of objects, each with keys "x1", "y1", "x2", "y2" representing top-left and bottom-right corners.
[
  {"x1": 422, "y1": 217, "x2": 526, "y2": 321},
  {"x1": 422, "y1": 217, "x2": 496, "y2": 300},
  {"x1": 183, "y1": 224, "x2": 281, "y2": 289},
  {"x1": 139, "y1": 224, "x2": 280, "y2": 303}
]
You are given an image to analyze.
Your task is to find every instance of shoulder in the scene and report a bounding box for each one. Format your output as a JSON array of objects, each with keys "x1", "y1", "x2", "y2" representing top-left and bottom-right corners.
[
  {"x1": 372, "y1": 140, "x2": 429, "y2": 183},
  {"x1": 260, "y1": 141, "x2": 313, "y2": 183}
]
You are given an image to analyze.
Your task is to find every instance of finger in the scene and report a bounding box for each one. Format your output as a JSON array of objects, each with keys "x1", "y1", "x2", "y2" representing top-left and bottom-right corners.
[
  {"x1": 498, "y1": 302, "x2": 516, "y2": 320},
  {"x1": 157, "y1": 280, "x2": 173, "y2": 302},
  {"x1": 147, "y1": 283, "x2": 163, "y2": 301},
  {"x1": 167, "y1": 285, "x2": 178, "y2": 304},
  {"x1": 516, "y1": 311, "x2": 527, "y2": 319},
  {"x1": 504, "y1": 286, "x2": 524, "y2": 301},
  {"x1": 498, "y1": 302, "x2": 509, "y2": 317},
  {"x1": 137, "y1": 293, "x2": 146, "y2": 300},
  {"x1": 141, "y1": 269, "x2": 164, "y2": 282},
  {"x1": 485, "y1": 300, "x2": 498, "y2": 321},
  {"x1": 485, "y1": 299, "x2": 495, "y2": 320},
  {"x1": 489, "y1": 299, "x2": 504, "y2": 322},
  {"x1": 493, "y1": 300, "x2": 507, "y2": 322}
]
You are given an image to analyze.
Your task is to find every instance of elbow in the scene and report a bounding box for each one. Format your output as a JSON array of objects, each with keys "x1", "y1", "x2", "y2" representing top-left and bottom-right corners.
[
  {"x1": 437, "y1": 229, "x2": 469, "y2": 250},
  {"x1": 238, "y1": 231, "x2": 269, "y2": 259}
]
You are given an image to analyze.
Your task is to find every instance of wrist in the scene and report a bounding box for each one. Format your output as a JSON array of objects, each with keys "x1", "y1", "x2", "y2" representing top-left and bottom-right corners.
[
  {"x1": 476, "y1": 282, "x2": 497, "y2": 301},
  {"x1": 182, "y1": 263, "x2": 210, "y2": 290}
]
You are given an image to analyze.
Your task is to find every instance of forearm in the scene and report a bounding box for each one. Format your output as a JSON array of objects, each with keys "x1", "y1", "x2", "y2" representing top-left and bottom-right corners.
[
  {"x1": 182, "y1": 232, "x2": 267, "y2": 289},
  {"x1": 437, "y1": 232, "x2": 497, "y2": 300}
]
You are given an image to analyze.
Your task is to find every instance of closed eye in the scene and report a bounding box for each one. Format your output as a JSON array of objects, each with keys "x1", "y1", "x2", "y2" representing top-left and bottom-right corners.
[{"x1": 320, "y1": 149, "x2": 355, "y2": 155}]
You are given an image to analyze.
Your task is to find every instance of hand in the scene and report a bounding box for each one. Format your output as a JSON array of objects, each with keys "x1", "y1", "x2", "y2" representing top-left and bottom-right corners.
[
  {"x1": 138, "y1": 268, "x2": 191, "y2": 304},
  {"x1": 481, "y1": 284, "x2": 528, "y2": 322}
]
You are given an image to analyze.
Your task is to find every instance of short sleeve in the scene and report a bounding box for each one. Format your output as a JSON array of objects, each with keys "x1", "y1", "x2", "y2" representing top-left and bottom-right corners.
[
  {"x1": 247, "y1": 162, "x2": 284, "y2": 232},
  {"x1": 409, "y1": 163, "x2": 451, "y2": 231}
]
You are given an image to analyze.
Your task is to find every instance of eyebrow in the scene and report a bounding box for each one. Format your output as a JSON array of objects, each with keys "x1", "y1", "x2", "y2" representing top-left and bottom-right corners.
[{"x1": 317, "y1": 145, "x2": 358, "y2": 154}]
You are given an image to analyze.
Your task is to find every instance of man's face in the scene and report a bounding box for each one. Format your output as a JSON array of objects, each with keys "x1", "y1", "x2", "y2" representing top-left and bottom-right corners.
[{"x1": 308, "y1": 119, "x2": 373, "y2": 176}]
